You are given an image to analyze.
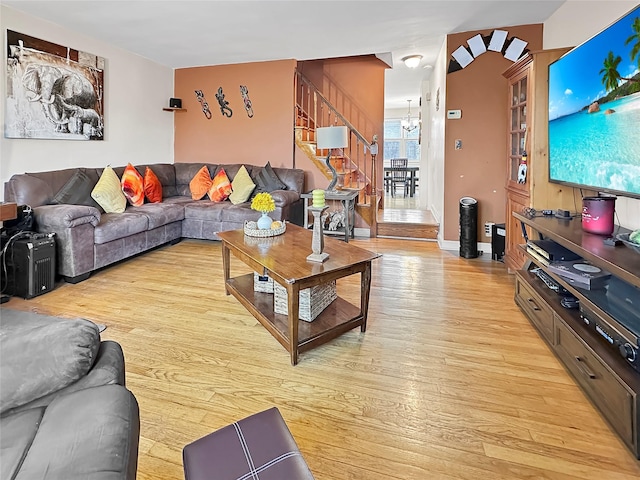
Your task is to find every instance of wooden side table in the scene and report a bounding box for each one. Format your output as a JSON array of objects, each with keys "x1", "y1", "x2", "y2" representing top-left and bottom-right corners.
[
  {"x1": 301, "y1": 190, "x2": 359, "y2": 242},
  {"x1": 1, "y1": 202, "x2": 17, "y2": 222},
  {"x1": 1, "y1": 202, "x2": 18, "y2": 304}
]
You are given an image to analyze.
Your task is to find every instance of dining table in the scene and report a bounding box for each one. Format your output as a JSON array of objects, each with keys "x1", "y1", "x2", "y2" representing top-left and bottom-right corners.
[{"x1": 383, "y1": 166, "x2": 419, "y2": 197}]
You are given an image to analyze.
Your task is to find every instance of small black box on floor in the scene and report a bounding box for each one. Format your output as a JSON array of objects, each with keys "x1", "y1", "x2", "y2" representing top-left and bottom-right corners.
[
  {"x1": 2, "y1": 233, "x2": 56, "y2": 299},
  {"x1": 491, "y1": 223, "x2": 506, "y2": 261}
]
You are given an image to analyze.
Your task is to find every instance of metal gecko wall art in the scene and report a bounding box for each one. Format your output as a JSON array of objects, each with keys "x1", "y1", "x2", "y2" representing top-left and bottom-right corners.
[
  {"x1": 194, "y1": 90, "x2": 212, "y2": 119},
  {"x1": 239, "y1": 85, "x2": 254, "y2": 118},
  {"x1": 215, "y1": 87, "x2": 232, "y2": 117}
]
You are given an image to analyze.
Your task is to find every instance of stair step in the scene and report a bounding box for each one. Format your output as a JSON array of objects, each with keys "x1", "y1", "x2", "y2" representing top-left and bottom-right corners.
[{"x1": 377, "y1": 221, "x2": 439, "y2": 240}]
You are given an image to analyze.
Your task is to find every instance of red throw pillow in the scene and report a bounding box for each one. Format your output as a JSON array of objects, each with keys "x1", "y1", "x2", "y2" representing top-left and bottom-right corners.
[
  {"x1": 144, "y1": 167, "x2": 162, "y2": 203},
  {"x1": 208, "y1": 168, "x2": 232, "y2": 202},
  {"x1": 121, "y1": 163, "x2": 144, "y2": 207},
  {"x1": 189, "y1": 166, "x2": 213, "y2": 200}
]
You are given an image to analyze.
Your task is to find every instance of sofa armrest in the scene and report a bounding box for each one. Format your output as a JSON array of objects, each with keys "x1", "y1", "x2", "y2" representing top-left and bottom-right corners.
[
  {"x1": 4, "y1": 340, "x2": 126, "y2": 416},
  {"x1": 34, "y1": 204, "x2": 101, "y2": 229},
  {"x1": 0, "y1": 319, "x2": 100, "y2": 415},
  {"x1": 30, "y1": 205, "x2": 98, "y2": 278},
  {"x1": 270, "y1": 189, "x2": 300, "y2": 207}
]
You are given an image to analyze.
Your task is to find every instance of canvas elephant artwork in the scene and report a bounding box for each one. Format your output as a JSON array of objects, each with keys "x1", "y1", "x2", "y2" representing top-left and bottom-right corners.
[{"x1": 5, "y1": 30, "x2": 105, "y2": 141}]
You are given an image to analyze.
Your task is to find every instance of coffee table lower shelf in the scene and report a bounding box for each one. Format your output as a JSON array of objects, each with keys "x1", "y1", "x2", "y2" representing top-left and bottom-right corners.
[{"x1": 226, "y1": 274, "x2": 363, "y2": 358}]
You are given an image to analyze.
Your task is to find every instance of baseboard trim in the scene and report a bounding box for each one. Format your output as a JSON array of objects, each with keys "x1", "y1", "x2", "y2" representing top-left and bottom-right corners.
[
  {"x1": 438, "y1": 240, "x2": 493, "y2": 257},
  {"x1": 354, "y1": 227, "x2": 370, "y2": 238}
]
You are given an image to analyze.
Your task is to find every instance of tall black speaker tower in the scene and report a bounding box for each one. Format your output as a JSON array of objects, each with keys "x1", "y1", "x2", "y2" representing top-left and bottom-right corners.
[{"x1": 459, "y1": 197, "x2": 478, "y2": 259}]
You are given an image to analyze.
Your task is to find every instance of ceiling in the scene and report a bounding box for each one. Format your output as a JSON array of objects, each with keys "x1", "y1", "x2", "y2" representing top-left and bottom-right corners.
[{"x1": 2, "y1": 1, "x2": 567, "y2": 110}]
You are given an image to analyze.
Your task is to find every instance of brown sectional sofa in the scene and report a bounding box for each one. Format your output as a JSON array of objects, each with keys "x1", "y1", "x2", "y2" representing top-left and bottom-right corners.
[{"x1": 4, "y1": 163, "x2": 304, "y2": 283}]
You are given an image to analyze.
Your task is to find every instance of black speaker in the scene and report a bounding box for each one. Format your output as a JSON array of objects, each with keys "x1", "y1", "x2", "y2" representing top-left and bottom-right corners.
[
  {"x1": 169, "y1": 98, "x2": 182, "y2": 108},
  {"x1": 2, "y1": 233, "x2": 56, "y2": 299},
  {"x1": 459, "y1": 197, "x2": 478, "y2": 259}
]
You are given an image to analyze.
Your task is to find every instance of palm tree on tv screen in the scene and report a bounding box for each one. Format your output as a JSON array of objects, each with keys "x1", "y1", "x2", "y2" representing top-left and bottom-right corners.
[
  {"x1": 600, "y1": 15, "x2": 640, "y2": 94},
  {"x1": 600, "y1": 51, "x2": 624, "y2": 92},
  {"x1": 626, "y1": 16, "x2": 640, "y2": 68}
]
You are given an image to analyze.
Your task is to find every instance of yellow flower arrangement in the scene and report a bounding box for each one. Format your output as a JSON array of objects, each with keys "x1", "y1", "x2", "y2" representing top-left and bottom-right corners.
[{"x1": 251, "y1": 192, "x2": 276, "y2": 213}]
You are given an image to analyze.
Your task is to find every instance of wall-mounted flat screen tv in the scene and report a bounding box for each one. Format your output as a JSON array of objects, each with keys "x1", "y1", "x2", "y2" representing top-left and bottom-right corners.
[{"x1": 548, "y1": 6, "x2": 640, "y2": 199}]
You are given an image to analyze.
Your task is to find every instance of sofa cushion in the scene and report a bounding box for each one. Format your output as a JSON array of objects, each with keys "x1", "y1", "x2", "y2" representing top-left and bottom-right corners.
[
  {"x1": 175, "y1": 163, "x2": 220, "y2": 197},
  {"x1": 144, "y1": 166, "x2": 163, "y2": 203},
  {"x1": 272, "y1": 167, "x2": 305, "y2": 193},
  {"x1": 189, "y1": 166, "x2": 214, "y2": 200},
  {"x1": 127, "y1": 203, "x2": 185, "y2": 230},
  {"x1": 4, "y1": 174, "x2": 54, "y2": 207},
  {"x1": 137, "y1": 163, "x2": 177, "y2": 197},
  {"x1": 183, "y1": 201, "x2": 227, "y2": 222},
  {"x1": 92, "y1": 166, "x2": 127, "y2": 213},
  {"x1": 228, "y1": 165, "x2": 256, "y2": 205},
  {"x1": 51, "y1": 169, "x2": 104, "y2": 212},
  {"x1": 94, "y1": 212, "x2": 149, "y2": 244},
  {"x1": 121, "y1": 163, "x2": 145, "y2": 207},
  {"x1": 14, "y1": 385, "x2": 139, "y2": 480},
  {"x1": 162, "y1": 195, "x2": 196, "y2": 205},
  {"x1": 0, "y1": 319, "x2": 100, "y2": 415},
  {"x1": 219, "y1": 203, "x2": 261, "y2": 223},
  {"x1": 0, "y1": 407, "x2": 45, "y2": 480},
  {"x1": 208, "y1": 168, "x2": 232, "y2": 202}
]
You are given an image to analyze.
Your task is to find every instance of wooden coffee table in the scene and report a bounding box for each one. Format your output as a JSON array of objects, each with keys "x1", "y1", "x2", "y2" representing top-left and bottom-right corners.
[{"x1": 218, "y1": 224, "x2": 379, "y2": 365}]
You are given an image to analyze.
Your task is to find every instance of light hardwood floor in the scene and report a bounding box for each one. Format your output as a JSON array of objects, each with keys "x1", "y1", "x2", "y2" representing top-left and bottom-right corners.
[{"x1": 4, "y1": 238, "x2": 640, "y2": 479}]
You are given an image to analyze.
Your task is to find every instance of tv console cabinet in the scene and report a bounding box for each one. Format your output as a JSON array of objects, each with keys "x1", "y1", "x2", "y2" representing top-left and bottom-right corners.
[{"x1": 513, "y1": 212, "x2": 640, "y2": 458}]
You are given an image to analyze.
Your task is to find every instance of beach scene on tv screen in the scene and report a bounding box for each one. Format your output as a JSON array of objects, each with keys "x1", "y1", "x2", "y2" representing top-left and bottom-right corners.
[{"x1": 548, "y1": 7, "x2": 640, "y2": 196}]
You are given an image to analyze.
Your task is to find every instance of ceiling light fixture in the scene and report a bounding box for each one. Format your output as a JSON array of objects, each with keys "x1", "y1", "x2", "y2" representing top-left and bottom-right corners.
[
  {"x1": 401, "y1": 100, "x2": 420, "y2": 133},
  {"x1": 402, "y1": 55, "x2": 422, "y2": 68}
]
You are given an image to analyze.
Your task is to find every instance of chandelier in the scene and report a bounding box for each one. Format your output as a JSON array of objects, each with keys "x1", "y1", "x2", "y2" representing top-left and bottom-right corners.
[{"x1": 401, "y1": 99, "x2": 420, "y2": 133}]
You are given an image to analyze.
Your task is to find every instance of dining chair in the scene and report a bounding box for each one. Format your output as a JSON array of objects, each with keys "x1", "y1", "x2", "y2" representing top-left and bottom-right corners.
[{"x1": 389, "y1": 158, "x2": 410, "y2": 197}]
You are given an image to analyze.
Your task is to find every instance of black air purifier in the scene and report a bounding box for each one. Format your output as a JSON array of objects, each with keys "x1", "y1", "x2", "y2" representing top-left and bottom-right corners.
[
  {"x1": 2, "y1": 233, "x2": 56, "y2": 299},
  {"x1": 459, "y1": 197, "x2": 478, "y2": 259}
]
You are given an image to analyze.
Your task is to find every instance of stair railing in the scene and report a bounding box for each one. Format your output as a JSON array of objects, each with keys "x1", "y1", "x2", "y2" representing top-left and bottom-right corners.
[{"x1": 295, "y1": 71, "x2": 376, "y2": 196}]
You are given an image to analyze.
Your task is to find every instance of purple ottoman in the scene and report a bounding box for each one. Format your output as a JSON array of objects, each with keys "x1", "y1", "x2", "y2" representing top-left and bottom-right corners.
[{"x1": 183, "y1": 407, "x2": 315, "y2": 480}]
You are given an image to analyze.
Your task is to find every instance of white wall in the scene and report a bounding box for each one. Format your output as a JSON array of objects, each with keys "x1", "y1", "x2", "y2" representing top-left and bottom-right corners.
[
  {"x1": 426, "y1": 39, "x2": 447, "y2": 243},
  {"x1": 0, "y1": 6, "x2": 175, "y2": 200},
  {"x1": 544, "y1": 0, "x2": 640, "y2": 230}
]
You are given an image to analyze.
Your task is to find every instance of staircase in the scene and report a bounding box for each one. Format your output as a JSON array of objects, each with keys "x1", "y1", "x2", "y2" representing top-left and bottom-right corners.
[{"x1": 294, "y1": 71, "x2": 379, "y2": 233}]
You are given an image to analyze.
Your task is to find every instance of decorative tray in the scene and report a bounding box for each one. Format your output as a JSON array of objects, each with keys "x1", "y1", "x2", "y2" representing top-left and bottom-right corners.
[
  {"x1": 244, "y1": 220, "x2": 286, "y2": 237},
  {"x1": 617, "y1": 233, "x2": 640, "y2": 254}
]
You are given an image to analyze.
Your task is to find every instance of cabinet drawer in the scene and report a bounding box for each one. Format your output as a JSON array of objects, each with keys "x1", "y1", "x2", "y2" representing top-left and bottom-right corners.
[
  {"x1": 515, "y1": 273, "x2": 554, "y2": 344},
  {"x1": 554, "y1": 316, "x2": 634, "y2": 448}
]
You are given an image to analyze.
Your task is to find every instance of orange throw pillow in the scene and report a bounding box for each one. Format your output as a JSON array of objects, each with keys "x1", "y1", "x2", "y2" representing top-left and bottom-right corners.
[
  {"x1": 189, "y1": 166, "x2": 213, "y2": 200},
  {"x1": 144, "y1": 167, "x2": 162, "y2": 203},
  {"x1": 121, "y1": 163, "x2": 144, "y2": 206},
  {"x1": 208, "y1": 168, "x2": 232, "y2": 202}
]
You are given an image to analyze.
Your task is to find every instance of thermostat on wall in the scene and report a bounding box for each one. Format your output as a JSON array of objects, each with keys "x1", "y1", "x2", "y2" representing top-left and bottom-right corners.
[{"x1": 447, "y1": 109, "x2": 462, "y2": 119}]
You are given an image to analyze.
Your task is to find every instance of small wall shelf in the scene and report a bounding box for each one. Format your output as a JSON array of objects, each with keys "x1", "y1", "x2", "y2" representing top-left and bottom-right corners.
[{"x1": 162, "y1": 107, "x2": 186, "y2": 112}]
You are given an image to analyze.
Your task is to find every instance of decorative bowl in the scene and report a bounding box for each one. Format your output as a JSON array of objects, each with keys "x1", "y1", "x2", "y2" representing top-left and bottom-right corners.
[
  {"x1": 616, "y1": 233, "x2": 640, "y2": 254},
  {"x1": 244, "y1": 220, "x2": 286, "y2": 237}
]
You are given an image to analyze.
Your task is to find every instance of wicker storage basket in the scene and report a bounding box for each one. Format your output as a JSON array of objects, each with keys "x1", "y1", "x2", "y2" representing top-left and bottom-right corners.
[
  {"x1": 253, "y1": 272, "x2": 274, "y2": 293},
  {"x1": 273, "y1": 281, "x2": 337, "y2": 322}
]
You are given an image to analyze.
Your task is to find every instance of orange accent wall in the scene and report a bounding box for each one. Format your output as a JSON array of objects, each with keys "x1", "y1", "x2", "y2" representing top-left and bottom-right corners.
[
  {"x1": 174, "y1": 59, "x2": 296, "y2": 168},
  {"x1": 443, "y1": 24, "x2": 543, "y2": 242}
]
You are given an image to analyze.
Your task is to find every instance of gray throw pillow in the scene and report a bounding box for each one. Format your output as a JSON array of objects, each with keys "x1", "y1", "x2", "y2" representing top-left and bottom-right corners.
[
  {"x1": 252, "y1": 162, "x2": 288, "y2": 196},
  {"x1": 51, "y1": 170, "x2": 104, "y2": 212}
]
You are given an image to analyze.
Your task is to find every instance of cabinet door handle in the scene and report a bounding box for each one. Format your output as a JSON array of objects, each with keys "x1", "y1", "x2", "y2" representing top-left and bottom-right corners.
[
  {"x1": 527, "y1": 297, "x2": 541, "y2": 311},
  {"x1": 574, "y1": 356, "x2": 596, "y2": 379}
]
